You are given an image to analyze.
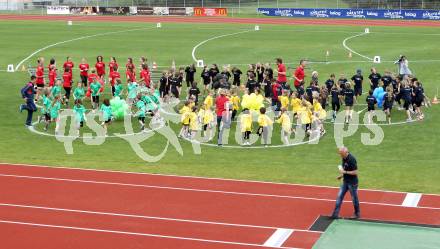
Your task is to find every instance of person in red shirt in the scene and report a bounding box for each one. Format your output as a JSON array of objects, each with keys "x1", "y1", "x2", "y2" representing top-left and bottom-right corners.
[
  {"x1": 108, "y1": 56, "x2": 118, "y2": 80},
  {"x1": 126, "y1": 57, "x2": 136, "y2": 81},
  {"x1": 95, "y1": 55, "x2": 106, "y2": 80},
  {"x1": 109, "y1": 65, "x2": 121, "y2": 96},
  {"x1": 63, "y1": 56, "x2": 74, "y2": 78},
  {"x1": 35, "y1": 58, "x2": 45, "y2": 88},
  {"x1": 139, "y1": 64, "x2": 151, "y2": 88},
  {"x1": 215, "y1": 89, "x2": 231, "y2": 146},
  {"x1": 48, "y1": 58, "x2": 57, "y2": 87},
  {"x1": 275, "y1": 58, "x2": 287, "y2": 86},
  {"x1": 271, "y1": 79, "x2": 282, "y2": 112},
  {"x1": 293, "y1": 59, "x2": 307, "y2": 91},
  {"x1": 79, "y1": 58, "x2": 89, "y2": 86},
  {"x1": 62, "y1": 67, "x2": 73, "y2": 105}
]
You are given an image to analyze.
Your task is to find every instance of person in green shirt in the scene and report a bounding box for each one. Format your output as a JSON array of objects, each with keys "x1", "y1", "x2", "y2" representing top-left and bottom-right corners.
[
  {"x1": 51, "y1": 80, "x2": 62, "y2": 99},
  {"x1": 73, "y1": 99, "x2": 86, "y2": 130},
  {"x1": 49, "y1": 95, "x2": 62, "y2": 133},
  {"x1": 135, "y1": 98, "x2": 146, "y2": 131},
  {"x1": 73, "y1": 82, "x2": 85, "y2": 102},
  {"x1": 90, "y1": 80, "x2": 102, "y2": 110},
  {"x1": 127, "y1": 81, "x2": 138, "y2": 106},
  {"x1": 114, "y1": 79, "x2": 124, "y2": 98},
  {"x1": 100, "y1": 98, "x2": 112, "y2": 135},
  {"x1": 38, "y1": 89, "x2": 52, "y2": 124}
]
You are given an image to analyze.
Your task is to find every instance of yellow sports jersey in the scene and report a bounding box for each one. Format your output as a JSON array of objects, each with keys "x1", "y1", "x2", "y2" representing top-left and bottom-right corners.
[
  {"x1": 189, "y1": 112, "x2": 198, "y2": 130},
  {"x1": 276, "y1": 113, "x2": 291, "y2": 132},
  {"x1": 291, "y1": 98, "x2": 302, "y2": 113},
  {"x1": 189, "y1": 102, "x2": 195, "y2": 109},
  {"x1": 313, "y1": 100, "x2": 327, "y2": 119},
  {"x1": 198, "y1": 109, "x2": 214, "y2": 125},
  {"x1": 204, "y1": 95, "x2": 213, "y2": 110},
  {"x1": 255, "y1": 94, "x2": 265, "y2": 107},
  {"x1": 279, "y1": 96, "x2": 290, "y2": 109},
  {"x1": 258, "y1": 114, "x2": 273, "y2": 127},
  {"x1": 240, "y1": 113, "x2": 252, "y2": 132},
  {"x1": 231, "y1": 95, "x2": 240, "y2": 110},
  {"x1": 181, "y1": 111, "x2": 191, "y2": 125},
  {"x1": 241, "y1": 94, "x2": 250, "y2": 109},
  {"x1": 298, "y1": 106, "x2": 311, "y2": 124},
  {"x1": 179, "y1": 105, "x2": 190, "y2": 114}
]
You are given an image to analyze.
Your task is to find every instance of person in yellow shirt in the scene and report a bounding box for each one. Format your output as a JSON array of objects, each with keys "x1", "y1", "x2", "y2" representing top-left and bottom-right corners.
[
  {"x1": 257, "y1": 107, "x2": 273, "y2": 146},
  {"x1": 240, "y1": 108, "x2": 253, "y2": 145},
  {"x1": 290, "y1": 92, "x2": 302, "y2": 117},
  {"x1": 279, "y1": 90, "x2": 290, "y2": 110},
  {"x1": 276, "y1": 107, "x2": 291, "y2": 144},
  {"x1": 198, "y1": 103, "x2": 214, "y2": 138},
  {"x1": 298, "y1": 99, "x2": 312, "y2": 135},
  {"x1": 230, "y1": 89, "x2": 241, "y2": 121},
  {"x1": 241, "y1": 89, "x2": 251, "y2": 110},
  {"x1": 179, "y1": 101, "x2": 192, "y2": 138},
  {"x1": 179, "y1": 100, "x2": 191, "y2": 114},
  {"x1": 188, "y1": 106, "x2": 199, "y2": 139},
  {"x1": 203, "y1": 91, "x2": 214, "y2": 110},
  {"x1": 313, "y1": 96, "x2": 326, "y2": 136}
]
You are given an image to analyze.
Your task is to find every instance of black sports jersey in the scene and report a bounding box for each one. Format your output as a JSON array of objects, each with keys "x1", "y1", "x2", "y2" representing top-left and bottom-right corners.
[
  {"x1": 221, "y1": 71, "x2": 231, "y2": 81},
  {"x1": 256, "y1": 66, "x2": 265, "y2": 83},
  {"x1": 401, "y1": 87, "x2": 412, "y2": 101},
  {"x1": 169, "y1": 77, "x2": 180, "y2": 89},
  {"x1": 414, "y1": 86, "x2": 424, "y2": 101},
  {"x1": 351, "y1": 74, "x2": 363, "y2": 88},
  {"x1": 232, "y1": 69, "x2": 242, "y2": 83},
  {"x1": 209, "y1": 68, "x2": 219, "y2": 79},
  {"x1": 381, "y1": 75, "x2": 392, "y2": 89},
  {"x1": 331, "y1": 88, "x2": 341, "y2": 103},
  {"x1": 159, "y1": 76, "x2": 168, "y2": 89},
  {"x1": 344, "y1": 88, "x2": 355, "y2": 104},
  {"x1": 189, "y1": 87, "x2": 200, "y2": 102},
  {"x1": 325, "y1": 79, "x2": 335, "y2": 91},
  {"x1": 265, "y1": 68, "x2": 274, "y2": 80},
  {"x1": 338, "y1": 78, "x2": 348, "y2": 89},
  {"x1": 369, "y1": 73, "x2": 382, "y2": 89},
  {"x1": 383, "y1": 93, "x2": 394, "y2": 108},
  {"x1": 246, "y1": 79, "x2": 258, "y2": 93},
  {"x1": 185, "y1": 67, "x2": 196, "y2": 82},
  {"x1": 366, "y1": 95, "x2": 376, "y2": 107}
]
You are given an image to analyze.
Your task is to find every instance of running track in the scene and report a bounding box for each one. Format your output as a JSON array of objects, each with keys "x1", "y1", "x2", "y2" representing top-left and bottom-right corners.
[
  {"x1": 1, "y1": 14, "x2": 440, "y2": 27},
  {"x1": 0, "y1": 163, "x2": 439, "y2": 249}
]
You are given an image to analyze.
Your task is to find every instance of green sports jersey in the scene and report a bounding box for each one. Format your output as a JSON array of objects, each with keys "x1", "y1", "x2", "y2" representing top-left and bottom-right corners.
[
  {"x1": 90, "y1": 82, "x2": 101, "y2": 97},
  {"x1": 127, "y1": 83, "x2": 138, "y2": 99},
  {"x1": 73, "y1": 87, "x2": 85, "y2": 100},
  {"x1": 135, "y1": 100, "x2": 146, "y2": 118},
  {"x1": 51, "y1": 85, "x2": 61, "y2": 97},
  {"x1": 73, "y1": 104, "x2": 86, "y2": 122},
  {"x1": 114, "y1": 84, "x2": 123, "y2": 98},
  {"x1": 41, "y1": 95, "x2": 52, "y2": 114},
  {"x1": 100, "y1": 104, "x2": 112, "y2": 121},
  {"x1": 50, "y1": 101, "x2": 61, "y2": 119}
]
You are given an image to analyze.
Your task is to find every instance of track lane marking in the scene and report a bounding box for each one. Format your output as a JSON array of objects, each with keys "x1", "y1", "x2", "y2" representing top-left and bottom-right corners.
[
  {"x1": 402, "y1": 193, "x2": 422, "y2": 207},
  {"x1": 263, "y1": 228, "x2": 294, "y2": 248}
]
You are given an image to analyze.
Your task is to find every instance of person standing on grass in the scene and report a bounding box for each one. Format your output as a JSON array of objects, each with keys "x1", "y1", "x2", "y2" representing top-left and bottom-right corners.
[
  {"x1": 215, "y1": 89, "x2": 230, "y2": 146},
  {"x1": 293, "y1": 59, "x2": 306, "y2": 92},
  {"x1": 331, "y1": 147, "x2": 360, "y2": 219},
  {"x1": 275, "y1": 58, "x2": 287, "y2": 89},
  {"x1": 19, "y1": 76, "x2": 37, "y2": 127}
]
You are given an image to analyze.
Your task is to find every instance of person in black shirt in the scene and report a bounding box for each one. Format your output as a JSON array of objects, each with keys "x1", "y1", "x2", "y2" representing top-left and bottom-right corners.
[
  {"x1": 330, "y1": 84, "x2": 341, "y2": 122},
  {"x1": 343, "y1": 83, "x2": 356, "y2": 124},
  {"x1": 351, "y1": 69, "x2": 363, "y2": 97},
  {"x1": 188, "y1": 82, "x2": 201, "y2": 104},
  {"x1": 247, "y1": 64, "x2": 256, "y2": 81},
  {"x1": 184, "y1": 64, "x2": 196, "y2": 88},
  {"x1": 246, "y1": 72, "x2": 259, "y2": 94},
  {"x1": 262, "y1": 73, "x2": 272, "y2": 98},
  {"x1": 331, "y1": 147, "x2": 360, "y2": 219},
  {"x1": 264, "y1": 63, "x2": 273, "y2": 80},
  {"x1": 256, "y1": 63, "x2": 265, "y2": 83},
  {"x1": 381, "y1": 71, "x2": 393, "y2": 89},
  {"x1": 393, "y1": 76, "x2": 402, "y2": 108},
  {"x1": 201, "y1": 66, "x2": 211, "y2": 94},
  {"x1": 366, "y1": 90, "x2": 377, "y2": 124},
  {"x1": 305, "y1": 82, "x2": 314, "y2": 103},
  {"x1": 412, "y1": 79, "x2": 425, "y2": 120},
  {"x1": 220, "y1": 66, "x2": 231, "y2": 82},
  {"x1": 325, "y1": 74, "x2": 335, "y2": 93},
  {"x1": 368, "y1": 67, "x2": 381, "y2": 90},
  {"x1": 169, "y1": 72, "x2": 181, "y2": 99},
  {"x1": 400, "y1": 81, "x2": 413, "y2": 121},
  {"x1": 209, "y1": 64, "x2": 219, "y2": 83},
  {"x1": 338, "y1": 74, "x2": 348, "y2": 90},
  {"x1": 231, "y1": 67, "x2": 242, "y2": 86},
  {"x1": 383, "y1": 87, "x2": 394, "y2": 124},
  {"x1": 159, "y1": 71, "x2": 170, "y2": 100}
]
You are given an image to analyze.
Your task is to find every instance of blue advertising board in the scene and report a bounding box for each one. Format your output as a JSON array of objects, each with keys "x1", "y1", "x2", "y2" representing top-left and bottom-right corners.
[{"x1": 257, "y1": 8, "x2": 440, "y2": 20}]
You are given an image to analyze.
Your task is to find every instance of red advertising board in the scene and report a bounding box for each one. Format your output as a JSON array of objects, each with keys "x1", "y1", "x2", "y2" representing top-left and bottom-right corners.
[{"x1": 194, "y1": 7, "x2": 227, "y2": 17}]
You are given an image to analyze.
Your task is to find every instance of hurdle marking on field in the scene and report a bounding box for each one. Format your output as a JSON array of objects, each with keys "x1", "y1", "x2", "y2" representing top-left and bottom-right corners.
[
  {"x1": 263, "y1": 228, "x2": 294, "y2": 248},
  {"x1": 402, "y1": 193, "x2": 422, "y2": 207},
  {"x1": 342, "y1": 32, "x2": 373, "y2": 61}
]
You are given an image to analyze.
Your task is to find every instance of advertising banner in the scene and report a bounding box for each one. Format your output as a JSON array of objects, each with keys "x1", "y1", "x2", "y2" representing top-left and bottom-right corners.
[
  {"x1": 194, "y1": 7, "x2": 227, "y2": 17},
  {"x1": 47, "y1": 6, "x2": 70, "y2": 15}
]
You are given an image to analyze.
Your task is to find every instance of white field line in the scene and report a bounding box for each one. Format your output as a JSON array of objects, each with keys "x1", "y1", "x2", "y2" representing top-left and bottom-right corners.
[
  {"x1": 357, "y1": 107, "x2": 368, "y2": 114},
  {"x1": 0, "y1": 220, "x2": 301, "y2": 249},
  {"x1": 263, "y1": 228, "x2": 294, "y2": 248},
  {"x1": 191, "y1": 30, "x2": 254, "y2": 63},
  {"x1": 1, "y1": 162, "x2": 437, "y2": 196},
  {"x1": 0, "y1": 203, "x2": 320, "y2": 233},
  {"x1": 342, "y1": 32, "x2": 373, "y2": 61},
  {"x1": 15, "y1": 26, "x2": 156, "y2": 71},
  {"x1": 0, "y1": 173, "x2": 439, "y2": 210},
  {"x1": 402, "y1": 193, "x2": 422, "y2": 207}
]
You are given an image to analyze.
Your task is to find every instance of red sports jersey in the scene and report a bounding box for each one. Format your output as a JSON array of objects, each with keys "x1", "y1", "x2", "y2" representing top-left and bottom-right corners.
[
  {"x1": 126, "y1": 70, "x2": 136, "y2": 82},
  {"x1": 48, "y1": 66, "x2": 57, "y2": 87},
  {"x1": 109, "y1": 62, "x2": 118, "y2": 73},
  {"x1": 277, "y1": 63, "x2": 287, "y2": 83},
  {"x1": 109, "y1": 71, "x2": 121, "y2": 86},
  {"x1": 294, "y1": 66, "x2": 305, "y2": 87},
  {"x1": 140, "y1": 69, "x2": 151, "y2": 87},
  {"x1": 88, "y1": 73, "x2": 98, "y2": 83},
  {"x1": 79, "y1": 63, "x2": 89, "y2": 77},
  {"x1": 95, "y1": 62, "x2": 106, "y2": 76},
  {"x1": 36, "y1": 66, "x2": 44, "y2": 84},
  {"x1": 63, "y1": 61, "x2": 74, "y2": 71},
  {"x1": 63, "y1": 72, "x2": 72, "y2": 88}
]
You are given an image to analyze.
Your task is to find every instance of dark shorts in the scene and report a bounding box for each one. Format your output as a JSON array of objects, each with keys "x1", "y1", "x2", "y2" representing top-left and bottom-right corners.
[
  {"x1": 104, "y1": 118, "x2": 112, "y2": 124},
  {"x1": 203, "y1": 124, "x2": 208, "y2": 131},
  {"x1": 44, "y1": 113, "x2": 51, "y2": 121},
  {"x1": 383, "y1": 104, "x2": 392, "y2": 111},
  {"x1": 80, "y1": 121, "x2": 84, "y2": 127},
  {"x1": 403, "y1": 99, "x2": 411, "y2": 110},
  {"x1": 332, "y1": 102, "x2": 340, "y2": 111},
  {"x1": 414, "y1": 99, "x2": 423, "y2": 107},
  {"x1": 345, "y1": 101, "x2": 354, "y2": 107},
  {"x1": 354, "y1": 87, "x2": 362, "y2": 96},
  {"x1": 36, "y1": 83, "x2": 44, "y2": 88},
  {"x1": 92, "y1": 96, "x2": 99, "y2": 103},
  {"x1": 368, "y1": 105, "x2": 375, "y2": 111},
  {"x1": 171, "y1": 88, "x2": 179, "y2": 98},
  {"x1": 80, "y1": 75, "x2": 88, "y2": 86},
  {"x1": 138, "y1": 117, "x2": 145, "y2": 122}
]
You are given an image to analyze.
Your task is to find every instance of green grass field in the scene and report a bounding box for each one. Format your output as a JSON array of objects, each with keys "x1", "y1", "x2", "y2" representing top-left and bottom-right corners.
[{"x1": 0, "y1": 19, "x2": 439, "y2": 193}]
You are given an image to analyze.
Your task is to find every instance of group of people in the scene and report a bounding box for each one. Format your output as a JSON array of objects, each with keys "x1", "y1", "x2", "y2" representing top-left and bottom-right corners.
[{"x1": 20, "y1": 55, "x2": 428, "y2": 143}]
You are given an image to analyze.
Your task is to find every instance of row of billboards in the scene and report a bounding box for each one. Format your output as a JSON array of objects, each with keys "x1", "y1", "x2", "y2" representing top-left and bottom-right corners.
[{"x1": 46, "y1": 6, "x2": 228, "y2": 16}]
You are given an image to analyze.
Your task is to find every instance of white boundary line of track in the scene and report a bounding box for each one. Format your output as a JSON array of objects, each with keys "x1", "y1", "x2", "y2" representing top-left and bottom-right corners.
[
  {"x1": 342, "y1": 32, "x2": 373, "y2": 61},
  {"x1": 0, "y1": 173, "x2": 439, "y2": 210},
  {"x1": 0, "y1": 220, "x2": 301, "y2": 249},
  {"x1": 15, "y1": 26, "x2": 156, "y2": 71},
  {"x1": 0, "y1": 203, "x2": 320, "y2": 233},
  {"x1": 2, "y1": 162, "x2": 439, "y2": 196}
]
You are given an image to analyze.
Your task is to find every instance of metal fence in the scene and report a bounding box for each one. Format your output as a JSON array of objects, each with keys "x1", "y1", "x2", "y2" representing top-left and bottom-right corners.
[{"x1": 1, "y1": 0, "x2": 439, "y2": 14}]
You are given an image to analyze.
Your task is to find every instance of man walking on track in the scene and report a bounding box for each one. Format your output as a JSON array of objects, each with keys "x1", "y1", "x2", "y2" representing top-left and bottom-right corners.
[{"x1": 331, "y1": 147, "x2": 360, "y2": 219}]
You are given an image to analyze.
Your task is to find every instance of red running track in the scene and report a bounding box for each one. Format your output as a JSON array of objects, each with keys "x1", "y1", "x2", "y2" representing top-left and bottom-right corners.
[
  {"x1": 1, "y1": 14, "x2": 440, "y2": 27},
  {"x1": 0, "y1": 163, "x2": 439, "y2": 249}
]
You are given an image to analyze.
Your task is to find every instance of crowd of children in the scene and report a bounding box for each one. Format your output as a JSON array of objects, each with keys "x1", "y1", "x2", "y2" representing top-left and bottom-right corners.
[{"x1": 26, "y1": 56, "x2": 429, "y2": 143}]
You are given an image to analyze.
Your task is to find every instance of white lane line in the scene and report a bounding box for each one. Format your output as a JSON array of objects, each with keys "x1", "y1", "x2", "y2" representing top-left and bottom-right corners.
[
  {"x1": 342, "y1": 32, "x2": 373, "y2": 61},
  {"x1": 1, "y1": 162, "x2": 437, "y2": 196},
  {"x1": 402, "y1": 193, "x2": 422, "y2": 207},
  {"x1": 263, "y1": 228, "x2": 294, "y2": 248},
  {"x1": 0, "y1": 173, "x2": 439, "y2": 210},
  {"x1": 357, "y1": 107, "x2": 368, "y2": 114},
  {"x1": 0, "y1": 203, "x2": 321, "y2": 233},
  {"x1": 191, "y1": 30, "x2": 254, "y2": 63},
  {"x1": 0, "y1": 220, "x2": 301, "y2": 249},
  {"x1": 15, "y1": 26, "x2": 155, "y2": 71}
]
